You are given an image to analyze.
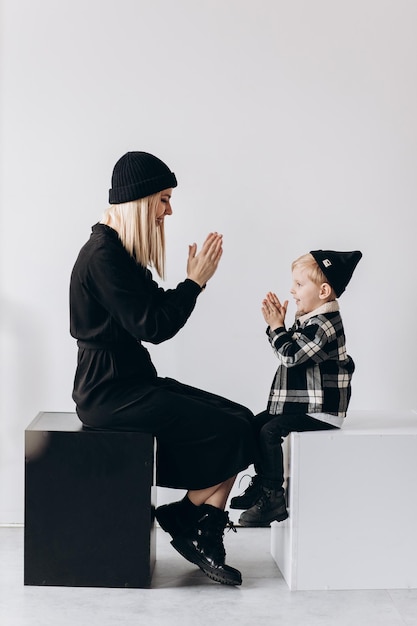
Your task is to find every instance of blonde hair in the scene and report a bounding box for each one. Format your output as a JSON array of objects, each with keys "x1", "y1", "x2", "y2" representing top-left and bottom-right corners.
[
  {"x1": 292, "y1": 253, "x2": 336, "y2": 297},
  {"x1": 101, "y1": 192, "x2": 166, "y2": 278}
]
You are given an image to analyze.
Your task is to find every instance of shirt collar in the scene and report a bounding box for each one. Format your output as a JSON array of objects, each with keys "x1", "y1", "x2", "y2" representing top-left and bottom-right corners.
[{"x1": 296, "y1": 300, "x2": 340, "y2": 325}]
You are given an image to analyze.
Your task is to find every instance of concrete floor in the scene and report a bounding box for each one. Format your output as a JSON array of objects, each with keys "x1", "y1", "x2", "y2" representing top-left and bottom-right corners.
[{"x1": 1, "y1": 526, "x2": 416, "y2": 626}]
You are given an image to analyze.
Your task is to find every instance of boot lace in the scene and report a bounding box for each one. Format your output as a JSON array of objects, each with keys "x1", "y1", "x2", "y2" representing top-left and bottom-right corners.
[
  {"x1": 237, "y1": 474, "x2": 258, "y2": 493},
  {"x1": 256, "y1": 488, "x2": 284, "y2": 511},
  {"x1": 237, "y1": 473, "x2": 252, "y2": 489},
  {"x1": 198, "y1": 511, "x2": 236, "y2": 560},
  {"x1": 225, "y1": 515, "x2": 237, "y2": 534}
]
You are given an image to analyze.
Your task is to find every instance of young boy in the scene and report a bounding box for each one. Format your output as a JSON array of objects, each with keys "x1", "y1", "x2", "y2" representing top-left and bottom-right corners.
[{"x1": 231, "y1": 249, "x2": 362, "y2": 526}]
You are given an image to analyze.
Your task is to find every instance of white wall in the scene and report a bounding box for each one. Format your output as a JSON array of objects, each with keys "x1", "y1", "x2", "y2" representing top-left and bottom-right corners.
[{"x1": 1, "y1": 0, "x2": 416, "y2": 524}]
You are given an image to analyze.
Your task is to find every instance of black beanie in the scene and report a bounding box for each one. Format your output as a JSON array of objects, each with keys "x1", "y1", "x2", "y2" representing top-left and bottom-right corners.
[
  {"x1": 109, "y1": 151, "x2": 177, "y2": 204},
  {"x1": 310, "y1": 250, "x2": 362, "y2": 297}
]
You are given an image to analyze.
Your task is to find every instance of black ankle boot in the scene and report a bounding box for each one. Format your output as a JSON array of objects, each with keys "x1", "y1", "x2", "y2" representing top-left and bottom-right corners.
[
  {"x1": 238, "y1": 487, "x2": 288, "y2": 527},
  {"x1": 230, "y1": 475, "x2": 263, "y2": 510},
  {"x1": 155, "y1": 496, "x2": 201, "y2": 539},
  {"x1": 171, "y1": 504, "x2": 242, "y2": 586}
]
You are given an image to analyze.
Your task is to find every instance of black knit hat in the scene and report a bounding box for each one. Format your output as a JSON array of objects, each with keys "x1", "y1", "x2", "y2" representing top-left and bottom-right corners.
[
  {"x1": 310, "y1": 250, "x2": 362, "y2": 297},
  {"x1": 109, "y1": 151, "x2": 177, "y2": 204}
]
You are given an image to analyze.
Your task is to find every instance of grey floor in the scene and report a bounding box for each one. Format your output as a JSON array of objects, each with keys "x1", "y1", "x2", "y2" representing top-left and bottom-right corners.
[{"x1": 1, "y1": 526, "x2": 416, "y2": 626}]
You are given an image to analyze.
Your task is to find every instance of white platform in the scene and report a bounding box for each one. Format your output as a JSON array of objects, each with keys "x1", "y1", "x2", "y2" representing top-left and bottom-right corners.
[{"x1": 270, "y1": 410, "x2": 417, "y2": 590}]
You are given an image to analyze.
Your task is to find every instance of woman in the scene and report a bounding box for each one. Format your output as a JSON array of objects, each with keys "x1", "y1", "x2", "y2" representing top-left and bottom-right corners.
[{"x1": 70, "y1": 151, "x2": 255, "y2": 586}]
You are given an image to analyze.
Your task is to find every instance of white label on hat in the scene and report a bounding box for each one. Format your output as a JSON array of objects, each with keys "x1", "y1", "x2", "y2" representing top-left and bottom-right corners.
[{"x1": 323, "y1": 259, "x2": 332, "y2": 267}]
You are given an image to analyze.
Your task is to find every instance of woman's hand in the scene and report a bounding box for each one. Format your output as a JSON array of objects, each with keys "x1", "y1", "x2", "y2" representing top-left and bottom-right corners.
[
  {"x1": 187, "y1": 232, "x2": 223, "y2": 288},
  {"x1": 262, "y1": 292, "x2": 288, "y2": 330}
]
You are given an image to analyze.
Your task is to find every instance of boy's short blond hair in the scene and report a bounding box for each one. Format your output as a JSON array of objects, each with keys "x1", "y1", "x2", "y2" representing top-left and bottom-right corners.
[{"x1": 292, "y1": 253, "x2": 336, "y2": 297}]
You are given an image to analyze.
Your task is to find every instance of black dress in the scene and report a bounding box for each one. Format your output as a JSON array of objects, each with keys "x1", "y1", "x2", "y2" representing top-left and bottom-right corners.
[{"x1": 70, "y1": 224, "x2": 255, "y2": 490}]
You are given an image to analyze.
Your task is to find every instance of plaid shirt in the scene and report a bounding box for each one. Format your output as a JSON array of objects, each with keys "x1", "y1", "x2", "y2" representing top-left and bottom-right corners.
[{"x1": 267, "y1": 301, "x2": 355, "y2": 417}]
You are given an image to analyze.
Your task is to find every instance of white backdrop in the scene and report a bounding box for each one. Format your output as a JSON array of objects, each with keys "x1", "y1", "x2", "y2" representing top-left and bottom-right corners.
[{"x1": 1, "y1": 0, "x2": 416, "y2": 524}]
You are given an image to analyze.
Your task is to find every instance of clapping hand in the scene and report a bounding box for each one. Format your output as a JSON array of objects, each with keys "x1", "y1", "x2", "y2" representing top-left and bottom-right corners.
[
  {"x1": 262, "y1": 292, "x2": 288, "y2": 330},
  {"x1": 187, "y1": 232, "x2": 223, "y2": 288}
]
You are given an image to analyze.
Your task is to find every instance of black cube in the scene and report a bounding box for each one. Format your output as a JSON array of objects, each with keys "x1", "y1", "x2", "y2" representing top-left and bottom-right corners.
[{"x1": 24, "y1": 412, "x2": 156, "y2": 588}]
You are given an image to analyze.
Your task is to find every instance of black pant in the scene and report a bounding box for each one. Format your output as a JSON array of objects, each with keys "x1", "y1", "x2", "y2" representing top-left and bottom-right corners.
[
  {"x1": 78, "y1": 377, "x2": 255, "y2": 491},
  {"x1": 253, "y1": 411, "x2": 338, "y2": 489}
]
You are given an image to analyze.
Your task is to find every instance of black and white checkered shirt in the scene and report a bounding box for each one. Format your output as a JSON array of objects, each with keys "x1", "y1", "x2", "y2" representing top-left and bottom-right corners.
[{"x1": 266, "y1": 301, "x2": 355, "y2": 418}]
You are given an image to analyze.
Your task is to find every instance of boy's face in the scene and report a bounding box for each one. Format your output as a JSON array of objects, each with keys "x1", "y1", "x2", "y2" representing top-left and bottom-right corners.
[{"x1": 290, "y1": 267, "x2": 325, "y2": 315}]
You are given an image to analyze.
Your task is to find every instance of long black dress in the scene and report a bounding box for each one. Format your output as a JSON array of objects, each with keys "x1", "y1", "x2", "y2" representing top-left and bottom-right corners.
[{"x1": 70, "y1": 224, "x2": 255, "y2": 490}]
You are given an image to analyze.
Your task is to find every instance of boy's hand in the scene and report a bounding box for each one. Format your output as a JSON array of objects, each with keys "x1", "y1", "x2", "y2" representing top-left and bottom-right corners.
[{"x1": 262, "y1": 292, "x2": 288, "y2": 330}]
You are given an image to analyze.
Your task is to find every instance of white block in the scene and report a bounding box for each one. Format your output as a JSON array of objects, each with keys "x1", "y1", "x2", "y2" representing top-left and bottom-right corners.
[{"x1": 271, "y1": 410, "x2": 417, "y2": 590}]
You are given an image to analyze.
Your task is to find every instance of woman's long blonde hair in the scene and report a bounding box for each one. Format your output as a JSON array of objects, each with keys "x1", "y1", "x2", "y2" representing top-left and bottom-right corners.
[{"x1": 101, "y1": 192, "x2": 166, "y2": 278}]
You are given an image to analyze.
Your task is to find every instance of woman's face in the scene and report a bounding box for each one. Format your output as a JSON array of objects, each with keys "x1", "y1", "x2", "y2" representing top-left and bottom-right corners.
[{"x1": 155, "y1": 188, "x2": 173, "y2": 225}]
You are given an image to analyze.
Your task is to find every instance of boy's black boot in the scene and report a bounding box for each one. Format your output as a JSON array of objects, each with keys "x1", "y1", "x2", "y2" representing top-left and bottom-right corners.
[
  {"x1": 171, "y1": 504, "x2": 242, "y2": 586},
  {"x1": 230, "y1": 474, "x2": 264, "y2": 510},
  {"x1": 155, "y1": 496, "x2": 201, "y2": 539},
  {"x1": 238, "y1": 486, "x2": 288, "y2": 527}
]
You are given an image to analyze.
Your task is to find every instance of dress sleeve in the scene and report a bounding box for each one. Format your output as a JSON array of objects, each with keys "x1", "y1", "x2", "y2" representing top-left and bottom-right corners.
[
  {"x1": 84, "y1": 241, "x2": 202, "y2": 344},
  {"x1": 267, "y1": 318, "x2": 333, "y2": 368}
]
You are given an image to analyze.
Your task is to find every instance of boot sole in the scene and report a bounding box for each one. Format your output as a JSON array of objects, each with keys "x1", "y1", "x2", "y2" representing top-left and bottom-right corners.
[
  {"x1": 238, "y1": 510, "x2": 289, "y2": 527},
  {"x1": 230, "y1": 501, "x2": 258, "y2": 510},
  {"x1": 171, "y1": 537, "x2": 242, "y2": 586}
]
